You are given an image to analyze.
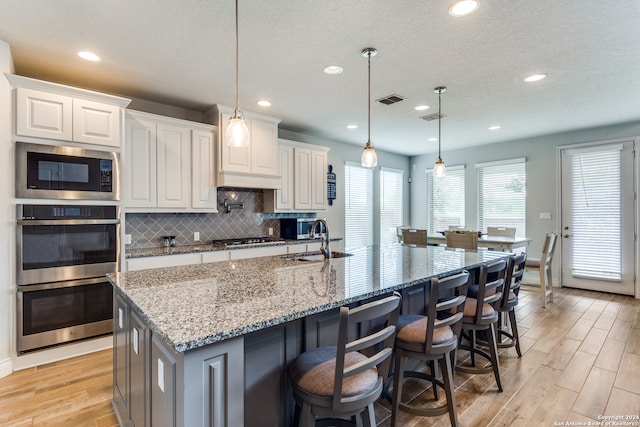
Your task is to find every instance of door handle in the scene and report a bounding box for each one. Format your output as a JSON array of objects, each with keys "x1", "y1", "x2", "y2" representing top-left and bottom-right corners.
[{"x1": 564, "y1": 234, "x2": 572, "y2": 238}]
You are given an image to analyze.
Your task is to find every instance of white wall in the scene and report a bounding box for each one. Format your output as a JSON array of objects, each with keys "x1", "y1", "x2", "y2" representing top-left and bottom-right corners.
[
  {"x1": 0, "y1": 39, "x2": 15, "y2": 378},
  {"x1": 279, "y1": 129, "x2": 411, "y2": 246}
]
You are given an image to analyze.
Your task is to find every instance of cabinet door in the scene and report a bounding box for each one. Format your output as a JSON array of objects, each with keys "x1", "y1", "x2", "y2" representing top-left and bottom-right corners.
[
  {"x1": 250, "y1": 119, "x2": 279, "y2": 176},
  {"x1": 276, "y1": 144, "x2": 294, "y2": 210},
  {"x1": 16, "y1": 87, "x2": 72, "y2": 140},
  {"x1": 125, "y1": 116, "x2": 157, "y2": 207},
  {"x1": 229, "y1": 245, "x2": 288, "y2": 260},
  {"x1": 219, "y1": 112, "x2": 251, "y2": 173},
  {"x1": 113, "y1": 294, "x2": 129, "y2": 415},
  {"x1": 73, "y1": 98, "x2": 120, "y2": 147},
  {"x1": 156, "y1": 123, "x2": 190, "y2": 208},
  {"x1": 294, "y1": 147, "x2": 312, "y2": 210},
  {"x1": 130, "y1": 310, "x2": 149, "y2": 427},
  {"x1": 126, "y1": 253, "x2": 202, "y2": 271},
  {"x1": 311, "y1": 150, "x2": 328, "y2": 210},
  {"x1": 191, "y1": 129, "x2": 216, "y2": 209}
]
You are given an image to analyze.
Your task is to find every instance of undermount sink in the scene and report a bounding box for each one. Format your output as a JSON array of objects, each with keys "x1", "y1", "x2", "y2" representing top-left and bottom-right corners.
[{"x1": 283, "y1": 252, "x2": 353, "y2": 262}]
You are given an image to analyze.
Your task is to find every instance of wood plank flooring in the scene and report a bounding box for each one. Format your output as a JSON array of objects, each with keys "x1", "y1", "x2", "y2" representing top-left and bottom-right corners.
[{"x1": 0, "y1": 287, "x2": 638, "y2": 427}]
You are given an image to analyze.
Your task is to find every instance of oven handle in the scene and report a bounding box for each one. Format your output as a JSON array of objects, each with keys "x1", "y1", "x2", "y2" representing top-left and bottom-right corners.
[
  {"x1": 17, "y1": 219, "x2": 120, "y2": 226},
  {"x1": 17, "y1": 276, "x2": 109, "y2": 292}
]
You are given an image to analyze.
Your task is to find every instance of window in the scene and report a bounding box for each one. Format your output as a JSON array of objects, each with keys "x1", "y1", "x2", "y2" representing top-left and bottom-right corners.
[
  {"x1": 344, "y1": 162, "x2": 373, "y2": 250},
  {"x1": 380, "y1": 168, "x2": 404, "y2": 246},
  {"x1": 427, "y1": 165, "x2": 465, "y2": 232},
  {"x1": 477, "y1": 158, "x2": 526, "y2": 236}
]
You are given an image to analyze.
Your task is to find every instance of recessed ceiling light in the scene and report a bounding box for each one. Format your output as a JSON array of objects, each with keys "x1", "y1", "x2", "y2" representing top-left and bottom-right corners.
[
  {"x1": 257, "y1": 100, "x2": 271, "y2": 107},
  {"x1": 78, "y1": 51, "x2": 100, "y2": 62},
  {"x1": 414, "y1": 105, "x2": 430, "y2": 111},
  {"x1": 489, "y1": 125, "x2": 501, "y2": 130},
  {"x1": 524, "y1": 73, "x2": 547, "y2": 82},
  {"x1": 347, "y1": 124, "x2": 358, "y2": 130},
  {"x1": 449, "y1": 1, "x2": 479, "y2": 17},
  {"x1": 428, "y1": 138, "x2": 438, "y2": 142},
  {"x1": 323, "y1": 65, "x2": 343, "y2": 75}
]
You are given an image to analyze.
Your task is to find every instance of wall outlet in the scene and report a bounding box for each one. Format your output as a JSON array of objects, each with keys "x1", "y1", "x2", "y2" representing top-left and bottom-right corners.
[
  {"x1": 268, "y1": 227, "x2": 273, "y2": 236},
  {"x1": 124, "y1": 234, "x2": 132, "y2": 245},
  {"x1": 194, "y1": 231, "x2": 200, "y2": 242},
  {"x1": 539, "y1": 212, "x2": 552, "y2": 220}
]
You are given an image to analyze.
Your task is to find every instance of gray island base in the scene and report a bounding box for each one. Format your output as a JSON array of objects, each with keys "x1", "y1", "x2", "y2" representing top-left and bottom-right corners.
[{"x1": 108, "y1": 245, "x2": 510, "y2": 427}]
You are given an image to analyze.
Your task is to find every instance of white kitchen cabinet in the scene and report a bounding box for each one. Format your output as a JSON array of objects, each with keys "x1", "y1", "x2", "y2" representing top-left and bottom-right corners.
[
  {"x1": 126, "y1": 252, "x2": 203, "y2": 272},
  {"x1": 124, "y1": 110, "x2": 217, "y2": 212},
  {"x1": 201, "y1": 250, "x2": 230, "y2": 263},
  {"x1": 229, "y1": 245, "x2": 288, "y2": 260},
  {"x1": 264, "y1": 139, "x2": 330, "y2": 213},
  {"x1": 9, "y1": 75, "x2": 129, "y2": 147},
  {"x1": 211, "y1": 104, "x2": 281, "y2": 189}
]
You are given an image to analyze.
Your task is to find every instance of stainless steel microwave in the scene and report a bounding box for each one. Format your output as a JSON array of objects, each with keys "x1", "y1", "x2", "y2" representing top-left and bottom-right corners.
[
  {"x1": 280, "y1": 218, "x2": 319, "y2": 240},
  {"x1": 15, "y1": 141, "x2": 119, "y2": 200}
]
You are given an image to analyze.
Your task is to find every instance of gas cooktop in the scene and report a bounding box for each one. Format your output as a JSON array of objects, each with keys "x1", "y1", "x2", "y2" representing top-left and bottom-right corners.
[{"x1": 211, "y1": 237, "x2": 286, "y2": 247}]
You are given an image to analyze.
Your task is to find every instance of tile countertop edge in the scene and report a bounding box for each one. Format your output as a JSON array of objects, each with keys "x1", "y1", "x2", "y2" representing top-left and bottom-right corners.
[
  {"x1": 109, "y1": 246, "x2": 510, "y2": 353},
  {"x1": 125, "y1": 238, "x2": 343, "y2": 259}
]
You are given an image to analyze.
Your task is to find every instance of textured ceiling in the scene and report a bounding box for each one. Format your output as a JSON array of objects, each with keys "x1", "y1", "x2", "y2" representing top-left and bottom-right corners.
[{"x1": 1, "y1": 0, "x2": 639, "y2": 156}]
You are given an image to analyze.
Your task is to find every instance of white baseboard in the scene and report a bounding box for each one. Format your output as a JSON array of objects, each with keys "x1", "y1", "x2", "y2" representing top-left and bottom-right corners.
[
  {"x1": 12, "y1": 335, "x2": 112, "y2": 371},
  {"x1": 0, "y1": 357, "x2": 12, "y2": 379}
]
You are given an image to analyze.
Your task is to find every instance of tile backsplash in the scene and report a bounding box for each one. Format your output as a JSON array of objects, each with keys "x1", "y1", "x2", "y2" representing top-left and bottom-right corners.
[{"x1": 125, "y1": 189, "x2": 315, "y2": 249}]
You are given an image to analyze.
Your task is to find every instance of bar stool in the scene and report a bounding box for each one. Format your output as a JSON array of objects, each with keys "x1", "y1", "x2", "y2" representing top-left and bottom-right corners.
[
  {"x1": 496, "y1": 253, "x2": 527, "y2": 357},
  {"x1": 456, "y1": 259, "x2": 507, "y2": 392},
  {"x1": 389, "y1": 271, "x2": 470, "y2": 427},
  {"x1": 524, "y1": 232, "x2": 557, "y2": 308},
  {"x1": 289, "y1": 293, "x2": 401, "y2": 427}
]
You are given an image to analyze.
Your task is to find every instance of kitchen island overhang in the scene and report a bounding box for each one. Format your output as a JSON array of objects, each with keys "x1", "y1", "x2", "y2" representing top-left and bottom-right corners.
[{"x1": 108, "y1": 245, "x2": 512, "y2": 427}]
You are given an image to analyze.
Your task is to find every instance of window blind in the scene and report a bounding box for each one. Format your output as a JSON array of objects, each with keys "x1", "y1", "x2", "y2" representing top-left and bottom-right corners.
[
  {"x1": 570, "y1": 147, "x2": 621, "y2": 280},
  {"x1": 477, "y1": 158, "x2": 526, "y2": 236},
  {"x1": 344, "y1": 162, "x2": 373, "y2": 250},
  {"x1": 427, "y1": 165, "x2": 465, "y2": 232},
  {"x1": 380, "y1": 168, "x2": 404, "y2": 246}
]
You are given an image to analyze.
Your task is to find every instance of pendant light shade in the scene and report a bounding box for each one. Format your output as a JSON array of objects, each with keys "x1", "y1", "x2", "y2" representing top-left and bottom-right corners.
[
  {"x1": 433, "y1": 86, "x2": 447, "y2": 178},
  {"x1": 226, "y1": 0, "x2": 250, "y2": 147},
  {"x1": 361, "y1": 48, "x2": 378, "y2": 168}
]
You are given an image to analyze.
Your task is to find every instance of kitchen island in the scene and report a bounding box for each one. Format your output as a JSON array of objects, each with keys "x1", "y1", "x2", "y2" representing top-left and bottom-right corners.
[{"x1": 108, "y1": 244, "x2": 510, "y2": 427}]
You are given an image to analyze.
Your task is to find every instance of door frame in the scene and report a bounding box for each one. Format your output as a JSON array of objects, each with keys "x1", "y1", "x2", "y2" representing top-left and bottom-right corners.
[{"x1": 556, "y1": 137, "x2": 639, "y2": 298}]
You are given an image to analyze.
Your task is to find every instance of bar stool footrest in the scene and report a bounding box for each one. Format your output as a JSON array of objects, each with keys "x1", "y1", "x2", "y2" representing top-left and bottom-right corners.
[{"x1": 383, "y1": 371, "x2": 451, "y2": 417}]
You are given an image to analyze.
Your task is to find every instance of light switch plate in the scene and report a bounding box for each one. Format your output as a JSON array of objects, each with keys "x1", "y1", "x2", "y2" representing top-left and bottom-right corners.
[
  {"x1": 539, "y1": 212, "x2": 552, "y2": 220},
  {"x1": 194, "y1": 231, "x2": 200, "y2": 242},
  {"x1": 124, "y1": 234, "x2": 132, "y2": 245}
]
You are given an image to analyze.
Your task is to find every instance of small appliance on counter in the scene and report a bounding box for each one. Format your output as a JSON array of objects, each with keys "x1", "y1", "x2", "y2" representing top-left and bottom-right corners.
[{"x1": 280, "y1": 218, "x2": 319, "y2": 240}]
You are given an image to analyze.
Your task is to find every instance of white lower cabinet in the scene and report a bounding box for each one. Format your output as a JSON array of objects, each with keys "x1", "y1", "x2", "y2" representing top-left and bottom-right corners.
[
  {"x1": 125, "y1": 111, "x2": 216, "y2": 212},
  {"x1": 229, "y1": 245, "x2": 288, "y2": 260},
  {"x1": 126, "y1": 253, "x2": 202, "y2": 272},
  {"x1": 264, "y1": 139, "x2": 330, "y2": 213}
]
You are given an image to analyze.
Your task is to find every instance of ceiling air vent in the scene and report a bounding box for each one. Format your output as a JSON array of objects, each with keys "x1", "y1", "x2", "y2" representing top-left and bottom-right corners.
[
  {"x1": 420, "y1": 112, "x2": 445, "y2": 121},
  {"x1": 376, "y1": 94, "x2": 405, "y2": 105}
]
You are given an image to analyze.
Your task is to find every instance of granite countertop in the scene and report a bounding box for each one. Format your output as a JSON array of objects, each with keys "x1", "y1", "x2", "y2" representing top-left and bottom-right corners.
[
  {"x1": 125, "y1": 238, "x2": 341, "y2": 259},
  {"x1": 108, "y1": 245, "x2": 510, "y2": 353}
]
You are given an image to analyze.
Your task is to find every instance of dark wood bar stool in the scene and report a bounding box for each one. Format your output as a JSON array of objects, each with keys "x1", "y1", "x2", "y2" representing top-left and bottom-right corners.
[
  {"x1": 389, "y1": 271, "x2": 470, "y2": 427},
  {"x1": 455, "y1": 259, "x2": 507, "y2": 392},
  {"x1": 496, "y1": 253, "x2": 527, "y2": 357},
  {"x1": 289, "y1": 293, "x2": 401, "y2": 427}
]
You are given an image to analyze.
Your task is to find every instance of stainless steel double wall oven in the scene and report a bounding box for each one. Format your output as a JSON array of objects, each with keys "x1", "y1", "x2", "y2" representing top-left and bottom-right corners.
[{"x1": 15, "y1": 142, "x2": 120, "y2": 353}]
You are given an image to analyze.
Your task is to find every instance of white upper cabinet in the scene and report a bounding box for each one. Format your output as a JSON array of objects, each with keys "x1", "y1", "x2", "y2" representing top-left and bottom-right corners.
[
  {"x1": 124, "y1": 110, "x2": 217, "y2": 212},
  {"x1": 264, "y1": 139, "x2": 330, "y2": 213},
  {"x1": 8, "y1": 74, "x2": 130, "y2": 147},
  {"x1": 211, "y1": 105, "x2": 281, "y2": 189}
]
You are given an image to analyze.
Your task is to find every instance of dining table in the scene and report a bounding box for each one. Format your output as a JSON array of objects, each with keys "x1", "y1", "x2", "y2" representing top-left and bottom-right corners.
[{"x1": 427, "y1": 232, "x2": 532, "y2": 251}]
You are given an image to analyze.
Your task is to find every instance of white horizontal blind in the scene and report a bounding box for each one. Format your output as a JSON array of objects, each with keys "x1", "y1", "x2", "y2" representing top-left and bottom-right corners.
[
  {"x1": 380, "y1": 168, "x2": 404, "y2": 246},
  {"x1": 345, "y1": 163, "x2": 373, "y2": 250},
  {"x1": 477, "y1": 159, "x2": 526, "y2": 236},
  {"x1": 570, "y1": 147, "x2": 621, "y2": 280},
  {"x1": 427, "y1": 166, "x2": 465, "y2": 232}
]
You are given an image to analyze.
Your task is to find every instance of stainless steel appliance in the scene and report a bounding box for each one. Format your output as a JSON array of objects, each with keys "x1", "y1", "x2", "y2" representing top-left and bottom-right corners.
[
  {"x1": 211, "y1": 237, "x2": 285, "y2": 248},
  {"x1": 15, "y1": 141, "x2": 119, "y2": 200},
  {"x1": 279, "y1": 218, "x2": 318, "y2": 240},
  {"x1": 16, "y1": 204, "x2": 119, "y2": 352}
]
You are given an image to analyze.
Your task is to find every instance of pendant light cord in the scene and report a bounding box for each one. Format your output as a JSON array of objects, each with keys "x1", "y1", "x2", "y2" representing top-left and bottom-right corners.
[
  {"x1": 367, "y1": 51, "x2": 371, "y2": 145},
  {"x1": 438, "y1": 90, "x2": 442, "y2": 159},
  {"x1": 234, "y1": 0, "x2": 240, "y2": 114}
]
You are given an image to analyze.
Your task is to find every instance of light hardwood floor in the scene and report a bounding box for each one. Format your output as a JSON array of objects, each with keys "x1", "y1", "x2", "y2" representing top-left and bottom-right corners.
[{"x1": 0, "y1": 287, "x2": 638, "y2": 427}]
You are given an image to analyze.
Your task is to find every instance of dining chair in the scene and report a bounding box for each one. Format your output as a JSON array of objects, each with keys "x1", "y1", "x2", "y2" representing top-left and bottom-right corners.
[
  {"x1": 486, "y1": 226, "x2": 516, "y2": 238},
  {"x1": 389, "y1": 271, "x2": 469, "y2": 427},
  {"x1": 402, "y1": 228, "x2": 427, "y2": 246},
  {"x1": 456, "y1": 259, "x2": 507, "y2": 392},
  {"x1": 289, "y1": 292, "x2": 401, "y2": 427},
  {"x1": 445, "y1": 231, "x2": 478, "y2": 250},
  {"x1": 523, "y1": 232, "x2": 557, "y2": 308}
]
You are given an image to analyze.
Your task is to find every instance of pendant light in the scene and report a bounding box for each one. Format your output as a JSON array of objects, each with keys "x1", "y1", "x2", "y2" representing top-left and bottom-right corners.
[
  {"x1": 361, "y1": 48, "x2": 378, "y2": 168},
  {"x1": 433, "y1": 86, "x2": 447, "y2": 178},
  {"x1": 226, "y1": 0, "x2": 250, "y2": 147}
]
